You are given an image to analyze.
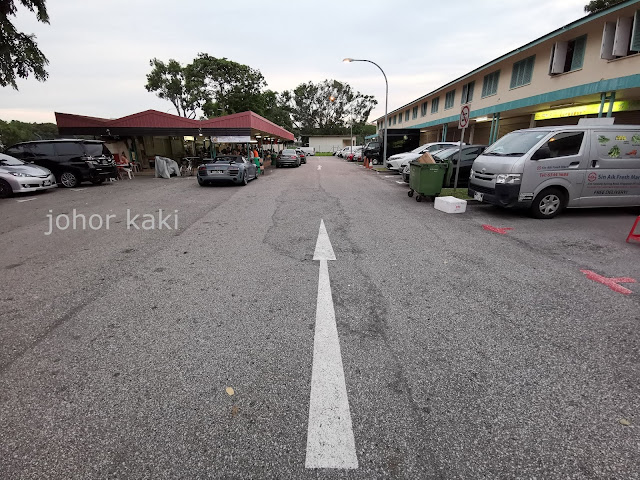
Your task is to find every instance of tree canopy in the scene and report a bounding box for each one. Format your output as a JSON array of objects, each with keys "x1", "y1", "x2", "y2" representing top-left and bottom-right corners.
[
  {"x1": 281, "y1": 79, "x2": 377, "y2": 136},
  {"x1": 144, "y1": 55, "x2": 377, "y2": 137},
  {"x1": 0, "y1": 0, "x2": 50, "y2": 89},
  {"x1": 584, "y1": 0, "x2": 624, "y2": 13},
  {"x1": 0, "y1": 119, "x2": 57, "y2": 148}
]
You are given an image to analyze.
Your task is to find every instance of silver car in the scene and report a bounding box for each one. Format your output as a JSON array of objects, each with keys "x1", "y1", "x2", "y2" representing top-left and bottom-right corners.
[
  {"x1": 197, "y1": 155, "x2": 258, "y2": 186},
  {"x1": 0, "y1": 153, "x2": 57, "y2": 198}
]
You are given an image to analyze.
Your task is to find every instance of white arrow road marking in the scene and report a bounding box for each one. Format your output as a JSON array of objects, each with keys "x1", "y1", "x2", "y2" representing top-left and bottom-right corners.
[
  {"x1": 16, "y1": 198, "x2": 37, "y2": 203},
  {"x1": 305, "y1": 220, "x2": 358, "y2": 470},
  {"x1": 317, "y1": 165, "x2": 322, "y2": 170}
]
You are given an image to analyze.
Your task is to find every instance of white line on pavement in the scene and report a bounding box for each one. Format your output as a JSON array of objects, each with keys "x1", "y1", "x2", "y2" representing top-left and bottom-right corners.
[
  {"x1": 318, "y1": 165, "x2": 322, "y2": 170},
  {"x1": 395, "y1": 181, "x2": 405, "y2": 184},
  {"x1": 16, "y1": 198, "x2": 37, "y2": 203},
  {"x1": 306, "y1": 220, "x2": 358, "y2": 470},
  {"x1": 70, "y1": 188, "x2": 87, "y2": 192}
]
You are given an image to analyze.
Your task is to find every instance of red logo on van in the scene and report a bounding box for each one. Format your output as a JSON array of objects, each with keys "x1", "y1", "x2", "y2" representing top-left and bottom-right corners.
[{"x1": 588, "y1": 172, "x2": 597, "y2": 182}]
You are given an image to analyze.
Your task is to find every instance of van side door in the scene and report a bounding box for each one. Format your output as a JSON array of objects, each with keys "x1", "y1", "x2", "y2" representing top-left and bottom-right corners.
[
  {"x1": 580, "y1": 130, "x2": 640, "y2": 207},
  {"x1": 522, "y1": 130, "x2": 587, "y2": 206}
]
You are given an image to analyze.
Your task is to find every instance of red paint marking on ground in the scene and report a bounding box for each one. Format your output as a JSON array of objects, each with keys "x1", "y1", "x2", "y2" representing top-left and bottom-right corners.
[
  {"x1": 580, "y1": 269, "x2": 637, "y2": 295},
  {"x1": 482, "y1": 225, "x2": 513, "y2": 235}
]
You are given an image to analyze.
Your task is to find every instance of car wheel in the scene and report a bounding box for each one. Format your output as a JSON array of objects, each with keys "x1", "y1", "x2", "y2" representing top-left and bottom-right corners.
[
  {"x1": 242, "y1": 172, "x2": 248, "y2": 186},
  {"x1": 0, "y1": 179, "x2": 13, "y2": 198},
  {"x1": 531, "y1": 188, "x2": 566, "y2": 219},
  {"x1": 91, "y1": 178, "x2": 104, "y2": 185},
  {"x1": 59, "y1": 171, "x2": 80, "y2": 188},
  {"x1": 197, "y1": 177, "x2": 206, "y2": 186}
]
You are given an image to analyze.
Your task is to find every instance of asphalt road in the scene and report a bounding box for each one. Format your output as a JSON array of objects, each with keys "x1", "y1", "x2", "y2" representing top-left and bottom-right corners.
[{"x1": 1, "y1": 157, "x2": 639, "y2": 479}]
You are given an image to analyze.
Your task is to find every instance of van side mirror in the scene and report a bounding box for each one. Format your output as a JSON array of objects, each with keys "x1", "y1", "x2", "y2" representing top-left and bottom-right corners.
[{"x1": 531, "y1": 147, "x2": 550, "y2": 160}]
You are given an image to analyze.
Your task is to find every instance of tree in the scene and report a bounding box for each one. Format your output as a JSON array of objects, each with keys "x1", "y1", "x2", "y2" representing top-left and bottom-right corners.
[
  {"x1": 145, "y1": 58, "x2": 200, "y2": 118},
  {"x1": 0, "y1": 119, "x2": 57, "y2": 148},
  {"x1": 584, "y1": 0, "x2": 624, "y2": 13},
  {"x1": 187, "y1": 53, "x2": 267, "y2": 117},
  {"x1": 0, "y1": 0, "x2": 50, "y2": 89},
  {"x1": 261, "y1": 89, "x2": 294, "y2": 132},
  {"x1": 282, "y1": 79, "x2": 377, "y2": 136}
]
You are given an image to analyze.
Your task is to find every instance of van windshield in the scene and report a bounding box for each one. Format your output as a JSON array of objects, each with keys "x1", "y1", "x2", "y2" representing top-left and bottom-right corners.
[{"x1": 483, "y1": 131, "x2": 550, "y2": 156}]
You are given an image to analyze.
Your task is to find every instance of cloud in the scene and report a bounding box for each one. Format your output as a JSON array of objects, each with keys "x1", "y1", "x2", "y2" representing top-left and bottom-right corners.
[{"x1": 3, "y1": 0, "x2": 587, "y2": 123}]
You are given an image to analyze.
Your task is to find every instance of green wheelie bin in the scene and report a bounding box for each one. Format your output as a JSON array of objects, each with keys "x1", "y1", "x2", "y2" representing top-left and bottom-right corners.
[{"x1": 407, "y1": 159, "x2": 452, "y2": 202}]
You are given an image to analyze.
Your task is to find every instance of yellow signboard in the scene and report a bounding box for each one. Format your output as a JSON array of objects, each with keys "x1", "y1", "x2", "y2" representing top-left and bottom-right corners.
[{"x1": 534, "y1": 100, "x2": 640, "y2": 121}]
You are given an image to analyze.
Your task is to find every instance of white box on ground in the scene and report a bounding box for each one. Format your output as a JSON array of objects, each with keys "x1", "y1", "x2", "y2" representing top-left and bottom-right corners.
[{"x1": 434, "y1": 196, "x2": 467, "y2": 214}]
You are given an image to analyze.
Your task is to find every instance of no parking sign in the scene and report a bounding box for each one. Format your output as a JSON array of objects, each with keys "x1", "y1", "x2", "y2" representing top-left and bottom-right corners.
[{"x1": 459, "y1": 104, "x2": 470, "y2": 129}]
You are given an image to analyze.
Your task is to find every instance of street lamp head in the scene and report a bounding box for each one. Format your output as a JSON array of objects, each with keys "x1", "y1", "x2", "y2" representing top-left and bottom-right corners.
[{"x1": 343, "y1": 58, "x2": 353, "y2": 63}]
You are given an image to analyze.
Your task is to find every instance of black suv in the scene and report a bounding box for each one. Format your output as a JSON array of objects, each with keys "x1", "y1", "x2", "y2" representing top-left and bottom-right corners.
[
  {"x1": 362, "y1": 141, "x2": 381, "y2": 164},
  {"x1": 4, "y1": 140, "x2": 117, "y2": 187}
]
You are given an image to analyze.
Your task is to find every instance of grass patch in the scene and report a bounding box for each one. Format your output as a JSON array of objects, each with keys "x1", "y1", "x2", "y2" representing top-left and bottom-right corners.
[
  {"x1": 374, "y1": 167, "x2": 389, "y2": 172},
  {"x1": 439, "y1": 187, "x2": 471, "y2": 200},
  {"x1": 316, "y1": 152, "x2": 334, "y2": 156}
]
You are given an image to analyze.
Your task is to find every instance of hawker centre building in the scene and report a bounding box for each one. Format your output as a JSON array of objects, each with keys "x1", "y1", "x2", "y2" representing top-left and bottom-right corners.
[{"x1": 375, "y1": 0, "x2": 640, "y2": 146}]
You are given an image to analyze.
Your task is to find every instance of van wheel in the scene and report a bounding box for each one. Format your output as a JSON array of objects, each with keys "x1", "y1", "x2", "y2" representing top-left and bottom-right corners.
[
  {"x1": 59, "y1": 171, "x2": 80, "y2": 188},
  {"x1": 531, "y1": 188, "x2": 566, "y2": 219},
  {"x1": 0, "y1": 179, "x2": 12, "y2": 198}
]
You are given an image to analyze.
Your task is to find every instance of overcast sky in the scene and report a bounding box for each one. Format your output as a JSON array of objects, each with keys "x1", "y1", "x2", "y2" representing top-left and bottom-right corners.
[{"x1": 1, "y1": 0, "x2": 588, "y2": 124}]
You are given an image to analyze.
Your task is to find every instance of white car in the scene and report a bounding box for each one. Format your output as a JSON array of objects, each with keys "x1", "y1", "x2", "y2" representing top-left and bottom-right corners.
[
  {"x1": 0, "y1": 153, "x2": 57, "y2": 198},
  {"x1": 386, "y1": 142, "x2": 463, "y2": 171}
]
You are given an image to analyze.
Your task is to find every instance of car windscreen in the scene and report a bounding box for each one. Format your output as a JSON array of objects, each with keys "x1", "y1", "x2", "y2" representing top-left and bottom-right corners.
[
  {"x1": 483, "y1": 131, "x2": 550, "y2": 156},
  {"x1": 0, "y1": 154, "x2": 24, "y2": 165},
  {"x1": 83, "y1": 143, "x2": 111, "y2": 157},
  {"x1": 282, "y1": 150, "x2": 297, "y2": 155},
  {"x1": 433, "y1": 148, "x2": 457, "y2": 160},
  {"x1": 411, "y1": 144, "x2": 429, "y2": 153}
]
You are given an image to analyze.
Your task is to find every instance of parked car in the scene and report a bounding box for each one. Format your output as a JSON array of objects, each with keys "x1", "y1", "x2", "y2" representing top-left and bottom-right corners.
[
  {"x1": 402, "y1": 164, "x2": 410, "y2": 183},
  {"x1": 345, "y1": 146, "x2": 363, "y2": 161},
  {"x1": 0, "y1": 153, "x2": 57, "y2": 198},
  {"x1": 295, "y1": 149, "x2": 307, "y2": 164},
  {"x1": 337, "y1": 147, "x2": 351, "y2": 158},
  {"x1": 276, "y1": 149, "x2": 301, "y2": 167},
  {"x1": 4, "y1": 139, "x2": 117, "y2": 188},
  {"x1": 386, "y1": 142, "x2": 463, "y2": 171},
  {"x1": 433, "y1": 145, "x2": 487, "y2": 186},
  {"x1": 469, "y1": 123, "x2": 640, "y2": 218},
  {"x1": 300, "y1": 146, "x2": 315, "y2": 156},
  {"x1": 197, "y1": 155, "x2": 257, "y2": 186},
  {"x1": 362, "y1": 140, "x2": 381, "y2": 164}
]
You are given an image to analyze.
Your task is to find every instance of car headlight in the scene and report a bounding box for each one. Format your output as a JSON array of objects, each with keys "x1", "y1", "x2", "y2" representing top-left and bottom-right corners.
[
  {"x1": 10, "y1": 172, "x2": 33, "y2": 177},
  {"x1": 495, "y1": 173, "x2": 522, "y2": 184},
  {"x1": 470, "y1": 169, "x2": 475, "y2": 178}
]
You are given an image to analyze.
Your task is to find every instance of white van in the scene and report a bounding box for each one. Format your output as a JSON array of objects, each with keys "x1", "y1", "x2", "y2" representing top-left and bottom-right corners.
[{"x1": 468, "y1": 121, "x2": 640, "y2": 218}]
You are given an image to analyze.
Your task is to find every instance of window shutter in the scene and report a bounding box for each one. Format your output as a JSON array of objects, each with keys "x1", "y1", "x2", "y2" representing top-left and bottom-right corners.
[
  {"x1": 631, "y1": 10, "x2": 640, "y2": 51},
  {"x1": 467, "y1": 81, "x2": 474, "y2": 102},
  {"x1": 510, "y1": 64, "x2": 518, "y2": 89},
  {"x1": 525, "y1": 56, "x2": 535, "y2": 84},
  {"x1": 613, "y1": 16, "x2": 632, "y2": 56},
  {"x1": 550, "y1": 41, "x2": 568, "y2": 74},
  {"x1": 570, "y1": 35, "x2": 587, "y2": 70},
  {"x1": 601, "y1": 21, "x2": 616, "y2": 59}
]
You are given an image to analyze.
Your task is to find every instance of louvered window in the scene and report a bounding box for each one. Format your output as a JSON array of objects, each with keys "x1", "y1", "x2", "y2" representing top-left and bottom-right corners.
[
  {"x1": 549, "y1": 35, "x2": 587, "y2": 75},
  {"x1": 481, "y1": 71, "x2": 500, "y2": 97},
  {"x1": 510, "y1": 55, "x2": 535, "y2": 89}
]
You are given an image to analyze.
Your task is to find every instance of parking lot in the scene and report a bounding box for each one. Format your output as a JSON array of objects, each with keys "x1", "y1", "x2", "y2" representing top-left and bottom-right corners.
[{"x1": 1, "y1": 155, "x2": 639, "y2": 478}]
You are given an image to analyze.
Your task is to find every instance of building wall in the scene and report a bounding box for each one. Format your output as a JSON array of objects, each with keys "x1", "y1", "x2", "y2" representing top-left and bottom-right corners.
[
  {"x1": 377, "y1": 2, "x2": 640, "y2": 138},
  {"x1": 308, "y1": 136, "x2": 355, "y2": 153}
]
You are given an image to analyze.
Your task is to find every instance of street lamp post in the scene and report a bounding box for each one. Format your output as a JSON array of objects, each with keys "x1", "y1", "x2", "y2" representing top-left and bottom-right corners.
[{"x1": 343, "y1": 58, "x2": 388, "y2": 166}]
